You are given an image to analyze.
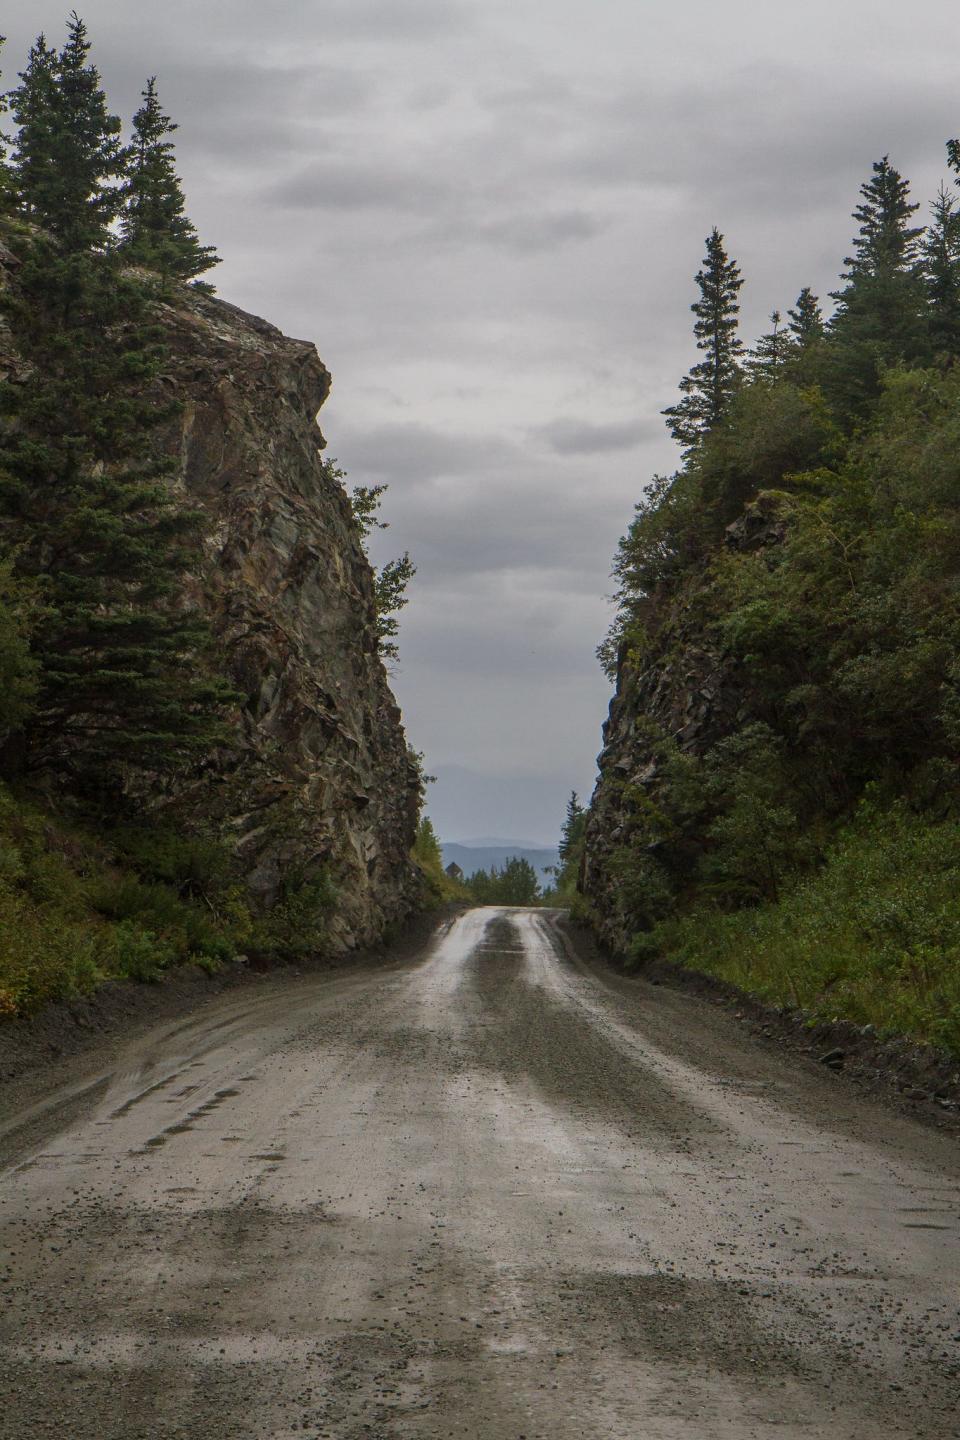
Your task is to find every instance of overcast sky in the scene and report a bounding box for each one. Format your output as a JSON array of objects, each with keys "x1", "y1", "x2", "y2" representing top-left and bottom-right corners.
[{"x1": 5, "y1": 2, "x2": 960, "y2": 843}]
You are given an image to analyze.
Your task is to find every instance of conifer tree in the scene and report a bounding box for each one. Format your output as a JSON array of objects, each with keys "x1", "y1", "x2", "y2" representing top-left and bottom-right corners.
[
  {"x1": 9, "y1": 15, "x2": 123, "y2": 248},
  {"x1": 747, "y1": 310, "x2": 795, "y2": 382},
  {"x1": 0, "y1": 241, "x2": 233, "y2": 783},
  {"x1": 827, "y1": 157, "x2": 928, "y2": 413},
  {"x1": 120, "y1": 77, "x2": 220, "y2": 281},
  {"x1": 787, "y1": 287, "x2": 824, "y2": 346},
  {"x1": 923, "y1": 185, "x2": 960, "y2": 355},
  {"x1": 663, "y1": 228, "x2": 744, "y2": 450},
  {"x1": 558, "y1": 791, "x2": 586, "y2": 866}
]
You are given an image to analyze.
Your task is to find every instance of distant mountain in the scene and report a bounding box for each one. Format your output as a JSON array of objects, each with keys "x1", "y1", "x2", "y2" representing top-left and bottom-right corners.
[
  {"x1": 441, "y1": 841, "x2": 559, "y2": 885},
  {"x1": 452, "y1": 835, "x2": 553, "y2": 850}
]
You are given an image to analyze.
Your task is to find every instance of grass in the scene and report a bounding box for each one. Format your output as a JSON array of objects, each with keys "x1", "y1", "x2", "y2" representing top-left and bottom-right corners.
[
  {"x1": 0, "y1": 783, "x2": 338, "y2": 1019},
  {"x1": 636, "y1": 799, "x2": 960, "y2": 1056}
]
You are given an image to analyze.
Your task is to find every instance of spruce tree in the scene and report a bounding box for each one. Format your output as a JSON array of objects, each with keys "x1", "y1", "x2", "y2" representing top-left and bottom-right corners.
[
  {"x1": 558, "y1": 791, "x2": 586, "y2": 866},
  {"x1": 663, "y1": 228, "x2": 744, "y2": 450},
  {"x1": 787, "y1": 287, "x2": 824, "y2": 346},
  {"x1": 827, "y1": 157, "x2": 929, "y2": 414},
  {"x1": 922, "y1": 185, "x2": 960, "y2": 355},
  {"x1": 0, "y1": 240, "x2": 233, "y2": 784},
  {"x1": 120, "y1": 78, "x2": 220, "y2": 282},
  {"x1": 747, "y1": 310, "x2": 794, "y2": 382},
  {"x1": 9, "y1": 15, "x2": 123, "y2": 248}
]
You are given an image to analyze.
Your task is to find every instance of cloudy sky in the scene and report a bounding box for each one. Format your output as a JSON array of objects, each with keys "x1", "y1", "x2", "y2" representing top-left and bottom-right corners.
[{"x1": 5, "y1": 2, "x2": 959, "y2": 843}]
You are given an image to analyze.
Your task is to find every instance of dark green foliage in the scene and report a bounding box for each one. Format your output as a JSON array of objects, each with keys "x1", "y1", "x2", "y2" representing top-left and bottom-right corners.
[
  {"x1": 348, "y1": 475, "x2": 416, "y2": 660},
  {"x1": 663, "y1": 228, "x2": 744, "y2": 450},
  {"x1": 787, "y1": 288, "x2": 824, "y2": 346},
  {"x1": 9, "y1": 16, "x2": 123, "y2": 248},
  {"x1": 0, "y1": 557, "x2": 40, "y2": 734},
  {"x1": 466, "y1": 856, "x2": 541, "y2": 905},
  {"x1": 550, "y1": 790, "x2": 586, "y2": 899},
  {"x1": 599, "y1": 147, "x2": 960, "y2": 1051},
  {"x1": 922, "y1": 186, "x2": 960, "y2": 355},
  {"x1": 0, "y1": 230, "x2": 233, "y2": 782},
  {"x1": 120, "y1": 77, "x2": 220, "y2": 282},
  {"x1": 746, "y1": 310, "x2": 795, "y2": 382},
  {"x1": 826, "y1": 157, "x2": 929, "y2": 417}
]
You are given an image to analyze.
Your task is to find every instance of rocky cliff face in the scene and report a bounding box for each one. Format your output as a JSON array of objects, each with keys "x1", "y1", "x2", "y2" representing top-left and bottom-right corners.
[
  {"x1": 582, "y1": 498, "x2": 785, "y2": 953},
  {"x1": 150, "y1": 287, "x2": 420, "y2": 950}
]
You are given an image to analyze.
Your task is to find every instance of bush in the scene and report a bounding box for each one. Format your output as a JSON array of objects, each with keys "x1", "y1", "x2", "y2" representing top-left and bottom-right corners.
[{"x1": 644, "y1": 800, "x2": 960, "y2": 1054}]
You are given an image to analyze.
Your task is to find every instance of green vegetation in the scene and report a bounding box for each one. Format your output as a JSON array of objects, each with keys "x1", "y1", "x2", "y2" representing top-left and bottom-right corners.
[
  {"x1": 412, "y1": 816, "x2": 469, "y2": 905},
  {"x1": 1, "y1": 18, "x2": 231, "y2": 787},
  {"x1": 348, "y1": 479, "x2": 416, "y2": 661},
  {"x1": 0, "y1": 20, "x2": 353, "y2": 1014},
  {"x1": 547, "y1": 791, "x2": 586, "y2": 904},
  {"x1": 465, "y1": 856, "x2": 541, "y2": 906},
  {"x1": 0, "y1": 781, "x2": 342, "y2": 1018},
  {"x1": 596, "y1": 145, "x2": 960, "y2": 1053}
]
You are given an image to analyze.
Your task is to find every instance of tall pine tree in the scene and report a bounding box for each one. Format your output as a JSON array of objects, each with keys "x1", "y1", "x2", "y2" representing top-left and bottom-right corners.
[
  {"x1": 120, "y1": 78, "x2": 220, "y2": 282},
  {"x1": 827, "y1": 157, "x2": 929, "y2": 415},
  {"x1": 787, "y1": 287, "x2": 824, "y2": 346},
  {"x1": 9, "y1": 15, "x2": 123, "y2": 248},
  {"x1": 663, "y1": 228, "x2": 744, "y2": 450},
  {"x1": 922, "y1": 185, "x2": 960, "y2": 356},
  {"x1": 747, "y1": 310, "x2": 795, "y2": 382},
  {"x1": 0, "y1": 19, "x2": 232, "y2": 791}
]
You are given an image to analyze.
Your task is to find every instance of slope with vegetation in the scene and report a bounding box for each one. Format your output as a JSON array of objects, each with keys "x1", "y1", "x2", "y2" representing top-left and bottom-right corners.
[
  {"x1": 0, "y1": 17, "x2": 421, "y2": 1017},
  {"x1": 583, "y1": 150, "x2": 960, "y2": 1056}
]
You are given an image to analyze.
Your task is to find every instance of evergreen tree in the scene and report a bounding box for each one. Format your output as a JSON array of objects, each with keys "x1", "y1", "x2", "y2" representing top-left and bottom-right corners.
[
  {"x1": 348, "y1": 479, "x2": 415, "y2": 660},
  {"x1": 0, "y1": 238, "x2": 233, "y2": 785},
  {"x1": 558, "y1": 791, "x2": 586, "y2": 866},
  {"x1": 827, "y1": 157, "x2": 928, "y2": 414},
  {"x1": 787, "y1": 287, "x2": 824, "y2": 346},
  {"x1": 9, "y1": 15, "x2": 123, "y2": 249},
  {"x1": 120, "y1": 77, "x2": 220, "y2": 281},
  {"x1": 747, "y1": 310, "x2": 795, "y2": 382},
  {"x1": 922, "y1": 185, "x2": 960, "y2": 355},
  {"x1": 663, "y1": 228, "x2": 744, "y2": 450}
]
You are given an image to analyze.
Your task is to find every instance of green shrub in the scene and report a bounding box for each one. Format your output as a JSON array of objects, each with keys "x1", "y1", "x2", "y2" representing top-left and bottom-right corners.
[{"x1": 644, "y1": 800, "x2": 960, "y2": 1054}]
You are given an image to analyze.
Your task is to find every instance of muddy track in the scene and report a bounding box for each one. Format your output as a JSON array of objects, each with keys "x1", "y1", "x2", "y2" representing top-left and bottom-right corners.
[{"x1": 1, "y1": 908, "x2": 958, "y2": 1438}]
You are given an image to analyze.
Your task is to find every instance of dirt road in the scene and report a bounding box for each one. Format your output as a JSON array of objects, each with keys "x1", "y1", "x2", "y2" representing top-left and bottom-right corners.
[{"x1": 1, "y1": 908, "x2": 958, "y2": 1439}]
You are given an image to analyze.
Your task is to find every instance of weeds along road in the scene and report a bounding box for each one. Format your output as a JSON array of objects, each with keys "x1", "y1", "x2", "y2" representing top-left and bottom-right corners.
[{"x1": 1, "y1": 908, "x2": 958, "y2": 1440}]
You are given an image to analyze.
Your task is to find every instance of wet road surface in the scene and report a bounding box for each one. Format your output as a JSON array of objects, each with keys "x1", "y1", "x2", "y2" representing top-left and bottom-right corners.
[{"x1": 1, "y1": 907, "x2": 959, "y2": 1438}]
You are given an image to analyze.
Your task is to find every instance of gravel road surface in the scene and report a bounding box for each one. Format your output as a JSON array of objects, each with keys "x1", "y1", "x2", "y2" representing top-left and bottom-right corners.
[{"x1": 1, "y1": 907, "x2": 958, "y2": 1439}]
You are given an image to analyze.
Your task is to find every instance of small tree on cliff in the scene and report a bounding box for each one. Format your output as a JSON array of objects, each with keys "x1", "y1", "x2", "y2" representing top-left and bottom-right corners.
[
  {"x1": 120, "y1": 77, "x2": 220, "y2": 282},
  {"x1": 663, "y1": 228, "x2": 744, "y2": 450},
  {"x1": 348, "y1": 480, "x2": 416, "y2": 661}
]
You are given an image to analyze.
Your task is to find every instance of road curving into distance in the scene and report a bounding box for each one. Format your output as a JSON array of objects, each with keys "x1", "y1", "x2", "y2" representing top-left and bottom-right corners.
[{"x1": 1, "y1": 907, "x2": 958, "y2": 1438}]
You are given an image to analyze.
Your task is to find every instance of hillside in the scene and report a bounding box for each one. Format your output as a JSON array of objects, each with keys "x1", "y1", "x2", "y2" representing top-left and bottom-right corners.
[{"x1": 581, "y1": 156, "x2": 960, "y2": 1056}]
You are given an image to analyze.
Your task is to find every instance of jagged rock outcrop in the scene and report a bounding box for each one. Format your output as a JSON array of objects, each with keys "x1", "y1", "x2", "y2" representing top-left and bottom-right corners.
[
  {"x1": 142, "y1": 287, "x2": 421, "y2": 949},
  {"x1": 582, "y1": 497, "x2": 785, "y2": 953}
]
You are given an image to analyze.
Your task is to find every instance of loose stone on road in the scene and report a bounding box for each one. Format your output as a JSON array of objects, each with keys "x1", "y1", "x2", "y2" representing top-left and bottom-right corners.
[{"x1": 1, "y1": 908, "x2": 958, "y2": 1438}]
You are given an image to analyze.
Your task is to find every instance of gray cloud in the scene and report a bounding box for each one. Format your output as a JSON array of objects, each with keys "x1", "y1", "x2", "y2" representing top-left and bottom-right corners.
[
  {"x1": 536, "y1": 417, "x2": 654, "y2": 455},
  {"x1": 3, "y1": 0, "x2": 955, "y2": 840}
]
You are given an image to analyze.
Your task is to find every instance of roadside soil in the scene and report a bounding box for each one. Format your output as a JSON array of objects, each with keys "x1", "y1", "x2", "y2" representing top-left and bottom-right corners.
[
  {"x1": 579, "y1": 923, "x2": 960, "y2": 1137},
  {"x1": 1, "y1": 906, "x2": 958, "y2": 1439}
]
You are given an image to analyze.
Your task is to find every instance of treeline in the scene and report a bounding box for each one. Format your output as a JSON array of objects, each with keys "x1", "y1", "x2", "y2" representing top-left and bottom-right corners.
[{"x1": 591, "y1": 144, "x2": 960, "y2": 1051}]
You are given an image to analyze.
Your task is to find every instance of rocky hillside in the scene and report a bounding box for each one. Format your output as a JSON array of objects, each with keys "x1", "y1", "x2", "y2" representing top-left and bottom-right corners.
[
  {"x1": 149, "y1": 285, "x2": 421, "y2": 949},
  {"x1": 582, "y1": 498, "x2": 782, "y2": 955},
  {"x1": 0, "y1": 238, "x2": 420, "y2": 955}
]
